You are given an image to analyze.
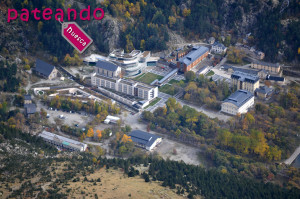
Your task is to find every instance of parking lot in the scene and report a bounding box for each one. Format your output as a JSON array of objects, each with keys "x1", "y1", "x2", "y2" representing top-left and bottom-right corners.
[{"x1": 37, "y1": 102, "x2": 93, "y2": 129}]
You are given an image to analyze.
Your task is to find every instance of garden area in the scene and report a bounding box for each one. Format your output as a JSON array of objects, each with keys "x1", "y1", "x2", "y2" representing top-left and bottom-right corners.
[{"x1": 133, "y1": 73, "x2": 163, "y2": 84}]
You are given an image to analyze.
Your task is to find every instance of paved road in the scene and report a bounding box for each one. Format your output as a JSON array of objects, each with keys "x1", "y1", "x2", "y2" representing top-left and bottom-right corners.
[
  {"x1": 284, "y1": 146, "x2": 300, "y2": 165},
  {"x1": 145, "y1": 92, "x2": 231, "y2": 121}
]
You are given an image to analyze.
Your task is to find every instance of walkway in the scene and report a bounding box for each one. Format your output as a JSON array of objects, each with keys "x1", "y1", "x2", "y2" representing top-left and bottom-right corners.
[{"x1": 284, "y1": 146, "x2": 300, "y2": 165}]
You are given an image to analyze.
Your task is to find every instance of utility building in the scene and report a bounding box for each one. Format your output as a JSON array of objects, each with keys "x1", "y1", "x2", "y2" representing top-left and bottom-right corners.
[{"x1": 129, "y1": 130, "x2": 162, "y2": 151}]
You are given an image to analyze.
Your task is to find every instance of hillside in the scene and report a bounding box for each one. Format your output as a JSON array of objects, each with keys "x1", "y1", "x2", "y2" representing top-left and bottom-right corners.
[{"x1": 0, "y1": 0, "x2": 299, "y2": 65}]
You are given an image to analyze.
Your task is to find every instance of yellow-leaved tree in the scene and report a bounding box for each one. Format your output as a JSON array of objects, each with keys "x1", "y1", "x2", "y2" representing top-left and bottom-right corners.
[
  {"x1": 121, "y1": 134, "x2": 132, "y2": 143},
  {"x1": 86, "y1": 128, "x2": 94, "y2": 137}
]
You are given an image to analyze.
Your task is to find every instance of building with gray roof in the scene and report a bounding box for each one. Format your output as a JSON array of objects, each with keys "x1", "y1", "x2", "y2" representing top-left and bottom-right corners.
[
  {"x1": 177, "y1": 46, "x2": 209, "y2": 72},
  {"x1": 38, "y1": 131, "x2": 87, "y2": 152},
  {"x1": 129, "y1": 130, "x2": 162, "y2": 151},
  {"x1": 34, "y1": 59, "x2": 58, "y2": 80},
  {"x1": 95, "y1": 60, "x2": 121, "y2": 78},
  {"x1": 255, "y1": 86, "x2": 273, "y2": 99},
  {"x1": 251, "y1": 60, "x2": 281, "y2": 73},
  {"x1": 24, "y1": 94, "x2": 32, "y2": 104},
  {"x1": 231, "y1": 71, "x2": 259, "y2": 93},
  {"x1": 24, "y1": 103, "x2": 36, "y2": 116},
  {"x1": 221, "y1": 90, "x2": 254, "y2": 115},
  {"x1": 211, "y1": 42, "x2": 227, "y2": 54}
]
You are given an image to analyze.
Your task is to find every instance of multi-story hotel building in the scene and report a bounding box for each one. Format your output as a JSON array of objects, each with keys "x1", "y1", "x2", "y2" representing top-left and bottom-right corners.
[
  {"x1": 91, "y1": 60, "x2": 158, "y2": 101},
  {"x1": 108, "y1": 49, "x2": 150, "y2": 76},
  {"x1": 231, "y1": 71, "x2": 259, "y2": 93}
]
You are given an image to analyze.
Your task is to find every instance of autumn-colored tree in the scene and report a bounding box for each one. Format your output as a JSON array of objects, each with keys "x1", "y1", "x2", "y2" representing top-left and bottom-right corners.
[
  {"x1": 7, "y1": 117, "x2": 16, "y2": 128},
  {"x1": 86, "y1": 128, "x2": 94, "y2": 137},
  {"x1": 121, "y1": 134, "x2": 132, "y2": 143},
  {"x1": 96, "y1": 130, "x2": 102, "y2": 140},
  {"x1": 182, "y1": 8, "x2": 191, "y2": 17},
  {"x1": 168, "y1": 16, "x2": 176, "y2": 28}
]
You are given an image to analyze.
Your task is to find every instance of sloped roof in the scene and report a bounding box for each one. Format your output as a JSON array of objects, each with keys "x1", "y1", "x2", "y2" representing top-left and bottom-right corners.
[
  {"x1": 95, "y1": 60, "x2": 119, "y2": 72},
  {"x1": 212, "y1": 42, "x2": 226, "y2": 49},
  {"x1": 231, "y1": 71, "x2": 259, "y2": 83},
  {"x1": 223, "y1": 90, "x2": 254, "y2": 108},
  {"x1": 252, "y1": 60, "x2": 280, "y2": 68},
  {"x1": 129, "y1": 130, "x2": 161, "y2": 148},
  {"x1": 24, "y1": 103, "x2": 36, "y2": 114},
  {"x1": 24, "y1": 94, "x2": 32, "y2": 101},
  {"x1": 39, "y1": 130, "x2": 87, "y2": 151},
  {"x1": 179, "y1": 46, "x2": 209, "y2": 66},
  {"x1": 35, "y1": 59, "x2": 55, "y2": 77},
  {"x1": 255, "y1": 86, "x2": 273, "y2": 94}
]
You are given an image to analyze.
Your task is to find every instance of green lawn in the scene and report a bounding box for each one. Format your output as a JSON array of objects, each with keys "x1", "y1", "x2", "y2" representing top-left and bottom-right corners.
[
  {"x1": 206, "y1": 70, "x2": 215, "y2": 76},
  {"x1": 133, "y1": 73, "x2": 163, "y2": 84},
  {"x1": 144, "y1": 97, "x2": 161, "y2": 109},
  {"x1": 159, "y1": 84, "x2": 179, "y2": 96},
  {"x1": 168, "y1": 79, "x2": 180, "y2": 85}
]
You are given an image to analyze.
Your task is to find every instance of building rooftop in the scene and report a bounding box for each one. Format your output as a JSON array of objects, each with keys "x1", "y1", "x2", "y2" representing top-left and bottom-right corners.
[
  {"x1": 231, "y1": 71, "x2": 259, "y2": 83},
  {"x1": 255, "y1": 86, "x2": 273, "y2": 95},
  {"x1": 24, "y1": 103, "x2": 36, "y2": 114},
  {"x1": 24, "y1": 94, "x2": 32, "y2": 101},
  {"x1": 120, "y1": 79, "x2": 137, "y2": 86},
  {"x1": 129, "y1": 130, "x2": 161, "y2": 148},
  {"x1": 252, "y1": 60, "x2": 280, "y2": 68},
  {"x1": 35, "y1": 59, "x2": 55, "y2": 77},
  {"x1": 95, "y1": 60, "x2": 119, "y2": 72},
  {"x1": 95, "y1": 74, "x2": 118, "y2": 83},
  {"x1": 179, "y1": 46, "x2": 209, "y2": 66},
  {"x1": 223, "y1": 90, "x2": 254, "y2": 108},
  {"x1": 266, "y1": 75, "x2": 285, "y2": 82},
  {"x1": 39, "y1": 131, "x2": 87, "y2": 151},
  {"x1": 212, "y1": 42, "x2": 226, "y2": 49}
]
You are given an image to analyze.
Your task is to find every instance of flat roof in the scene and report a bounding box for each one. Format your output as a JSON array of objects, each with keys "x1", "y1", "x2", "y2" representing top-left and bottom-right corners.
[
  {"x1": 129, "y1": 130, "x2": 161, "y2": 148},
  {"x1": 223, "y1": 90, "x2": 254, "y2": 108},
  {"x1": 95, "y1": 74, "x2": 118, "y2": 83}
]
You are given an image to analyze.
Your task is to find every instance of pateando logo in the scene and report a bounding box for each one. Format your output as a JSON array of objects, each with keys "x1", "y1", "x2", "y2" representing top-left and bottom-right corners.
[
  {"x1": 7, "y1": 5, "x2": 104, "y2": 22},
  {"x1": 7, "y1": 5, "x2": 103, "y2": 53}
]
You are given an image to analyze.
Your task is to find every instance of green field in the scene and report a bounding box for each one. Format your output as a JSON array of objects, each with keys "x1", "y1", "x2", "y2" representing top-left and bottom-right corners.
[
  {"x1": 134, "y1": 73, "x2": 163, "y2": 84},
  {"x1": 159, "y1": 84, "x2": 179, "y2": 96},
  {"x1": 206, "y1": 70, "x2": 215, "y2": 76},
  {"x1": 144, "y1": 97, "x2": 161, "y2": 109}
]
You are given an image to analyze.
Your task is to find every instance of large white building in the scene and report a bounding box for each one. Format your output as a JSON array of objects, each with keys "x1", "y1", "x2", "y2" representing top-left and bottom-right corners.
[
  {"x1": 91, "y1": 60, "x2": 158, "y2": 101},
  {"x1": 38, "y1": 131, "x2": 87, "y2": 152},
  {"x1": 109, "y1": 49, "x2": 149, "y2": 76},
  {"x1": 221, "y1": 90, "x2": 254, "y2": 115}
]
